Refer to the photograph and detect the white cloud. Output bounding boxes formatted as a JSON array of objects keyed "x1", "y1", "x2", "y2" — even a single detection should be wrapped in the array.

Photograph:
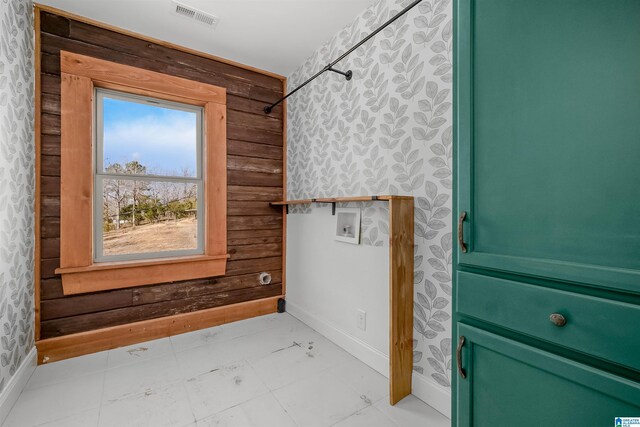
[{"x1": 103, "y1": 112, "x2": 198, "y2": 174}]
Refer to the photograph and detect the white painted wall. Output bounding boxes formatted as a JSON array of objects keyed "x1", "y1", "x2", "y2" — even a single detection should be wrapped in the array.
[{"x1": 286, "y1": 205, "x2": 389, "y2": 369}]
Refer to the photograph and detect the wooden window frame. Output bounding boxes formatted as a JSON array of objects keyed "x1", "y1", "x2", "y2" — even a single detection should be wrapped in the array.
[{"x1": 56, "y1": 51, "x2": 228, "y2": 295}]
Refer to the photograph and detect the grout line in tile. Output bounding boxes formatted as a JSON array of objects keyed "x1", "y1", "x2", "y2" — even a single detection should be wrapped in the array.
[
  {"x1": 170, "y1": 316, "x2": 285, "y2": 353},
  {"x1": 28, "y1": 400, "x2": 102, "y2": 427},
  {"x1": 22, "y1": 356, "x2": 109, "y2": 393},
  {"x1": 192, "y1": 390, "x2": 273, "y2": 424},
  {"x1": 330, "y1": 405, "x2": 400, "y2": 427},
  {"x1": 104, "y1": 342, "x2": 174, "y2": 372},
  {"x1": 170, "y1": 338, "x2": 198, "y2": 426},
  {"x1": 335, "y1": 372, "x2": 377, "y2": 406},
  {"x1": 382, "y1": 411, "x2": 401, "y2": 427},
  {"x1": 95, "y1": 369, "x2": 107, "y2": 427},
  {"x1": 250, "y1": 351, "x2": 340, "y2": 393},
  {"x1": 268, "y1": 390, "x2": 301, "y2": 427},
  {"x1": 373, "y1": 393, "x2": 390, "y2": 404}
]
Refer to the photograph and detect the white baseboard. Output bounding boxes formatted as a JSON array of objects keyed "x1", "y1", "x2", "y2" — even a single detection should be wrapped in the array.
[
  {"x1": 412, "y1": 371, "x2": 451, "y2": 418},
  {"x1": 286, "y1": 301, "x2": 389, "y2": 378},
  {"x1": 286, "y1": 301, "x2": 451, "y2": 419},
  {"x1": 0, "y1": 347, "x2": 37, "y2": 425}
]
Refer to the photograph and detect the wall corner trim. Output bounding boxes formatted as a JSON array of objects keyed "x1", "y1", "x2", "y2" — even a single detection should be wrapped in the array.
[{"x1": 0, "y1": 347, "x2": 37, "y2": 425}]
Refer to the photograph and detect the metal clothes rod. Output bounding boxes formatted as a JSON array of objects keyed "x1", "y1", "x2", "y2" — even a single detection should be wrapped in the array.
[{"x1": 264, "y1": 0, "x2": 423, "y2": 114}]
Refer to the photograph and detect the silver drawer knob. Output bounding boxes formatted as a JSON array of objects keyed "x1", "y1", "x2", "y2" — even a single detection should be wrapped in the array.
[{"x1": 549, "y1": 313, "x2": 567, "y2": 327}]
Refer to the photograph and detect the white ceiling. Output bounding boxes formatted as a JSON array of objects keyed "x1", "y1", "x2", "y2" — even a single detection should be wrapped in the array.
[{"x1": 37, "y1": 0, "x2": 378, "y2": 76}]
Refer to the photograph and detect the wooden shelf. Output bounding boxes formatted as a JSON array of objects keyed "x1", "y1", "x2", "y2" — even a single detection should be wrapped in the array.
[
  {"x1": 270, "y1": 195, "x2": 412, "y2": 205},
  {"x1": 278, "y1": 194, "x2": 415, "y2": 405}
]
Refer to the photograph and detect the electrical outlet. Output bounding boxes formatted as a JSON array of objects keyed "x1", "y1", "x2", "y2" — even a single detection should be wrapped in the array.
[{"x1": 357, "y1": 309, "x2": 366, "y2": 331}]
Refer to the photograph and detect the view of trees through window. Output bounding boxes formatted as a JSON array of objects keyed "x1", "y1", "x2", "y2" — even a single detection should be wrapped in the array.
[
  {"x1": 96, "y1": 91, "x2": 202, "y2": 259},
  {"x1": 101, "y1": 163, "x2": 199, "y2": 257}
]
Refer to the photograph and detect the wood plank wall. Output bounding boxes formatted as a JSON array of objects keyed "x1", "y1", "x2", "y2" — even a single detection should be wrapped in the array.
[{"x1": 37, "y1": 9, "x2": 285, "y2": 339}]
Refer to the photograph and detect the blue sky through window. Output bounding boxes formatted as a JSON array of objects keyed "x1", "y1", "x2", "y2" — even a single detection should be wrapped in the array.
[{"x1": 102, "y1": 96, "x2": 198, "y2": 177}]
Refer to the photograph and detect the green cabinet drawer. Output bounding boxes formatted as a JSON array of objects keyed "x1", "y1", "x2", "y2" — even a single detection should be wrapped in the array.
[
  {"x1": 457, "y1": 271, "x2": 640, "y2": 371},
  {"x1": 457, "y1": 324, "x2": 640, "y2": 426}
]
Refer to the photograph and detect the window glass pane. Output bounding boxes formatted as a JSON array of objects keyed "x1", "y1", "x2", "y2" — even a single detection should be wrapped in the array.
[
  {"x1": 101, "y1": 94, "x2": 199, "y2": 178},
  {"x1": 101, "y1": 179, "x2": 200, "y2": 258}
]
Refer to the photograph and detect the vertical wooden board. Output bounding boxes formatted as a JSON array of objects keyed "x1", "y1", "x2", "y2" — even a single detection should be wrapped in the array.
[
  {"x1": 205, "y1": 101, "x2": 228, "y2": 256},
  {"x1": 59, "y1": 73, "x2": 93, "y2": 268},
  {"x1": 389, "y1": 197, "x2": 414, "y2": 405},
  {"x1": 34, "y1": 9, "x2": 42, "y2": 340},
  {"x1": 281, "y1": 79, "x2": 287, "y2": 296}
]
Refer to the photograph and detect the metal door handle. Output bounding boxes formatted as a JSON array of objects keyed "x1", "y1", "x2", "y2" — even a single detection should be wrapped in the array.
[
  {"x1": 549, "y1": 313, "x2": 567, "y2": 327},
  {"x1": 457, "y1": 335, "x2": 467, "y2": 379},
  {"x1": 458, "y1": 211, "x2": 468, "y2": 253}
]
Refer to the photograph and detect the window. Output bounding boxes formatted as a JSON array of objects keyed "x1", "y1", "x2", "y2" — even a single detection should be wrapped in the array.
[
  {"x1": 56, "y1": 51, "x2": 228, "y2": 295},
  {"x1": 95, "y1": 90, "x2": 204, "y2": 262}
]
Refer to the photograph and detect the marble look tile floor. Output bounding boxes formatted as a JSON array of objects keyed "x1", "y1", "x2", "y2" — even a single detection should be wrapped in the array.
[{"x1": 3, "y1": 313, "x2": 450, "y2": 427}]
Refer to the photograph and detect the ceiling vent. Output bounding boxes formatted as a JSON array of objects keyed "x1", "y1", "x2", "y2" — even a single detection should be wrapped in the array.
[{"x1": 171, "y1": 1, "x2": 218, "y2": 28}]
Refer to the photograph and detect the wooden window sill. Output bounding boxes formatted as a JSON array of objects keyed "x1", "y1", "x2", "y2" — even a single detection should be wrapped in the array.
[{"x1": 55, "y1": 254, "x2": 229, "y2": 295}]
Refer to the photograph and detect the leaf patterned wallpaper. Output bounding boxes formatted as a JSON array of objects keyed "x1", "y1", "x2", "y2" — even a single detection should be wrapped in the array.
[
  {"x1": 0, "y1": 0, "x2": 35, "y2": 392},
  {"x1": 287, "y1": 0, "x2": 453, "y2": 388}
]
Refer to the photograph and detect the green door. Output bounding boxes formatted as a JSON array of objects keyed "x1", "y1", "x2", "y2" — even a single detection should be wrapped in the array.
[
  {"x1": 454, "y1": 0, "x2": 640, "y2": 292},
  {"x1": 456, "y1": 324, "x2": 640, "y2": 426}
]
